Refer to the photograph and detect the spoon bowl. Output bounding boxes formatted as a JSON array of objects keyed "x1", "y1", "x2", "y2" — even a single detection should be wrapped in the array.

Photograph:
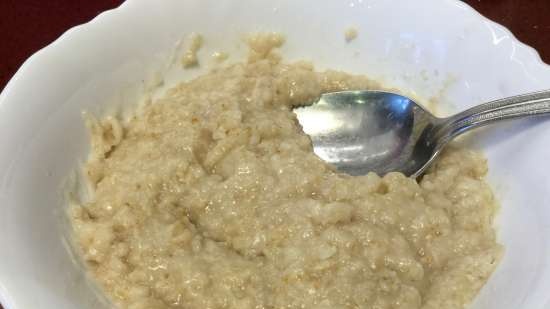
[{"x1": 294, "y1": 90, "x2": 550, "y2": 177}]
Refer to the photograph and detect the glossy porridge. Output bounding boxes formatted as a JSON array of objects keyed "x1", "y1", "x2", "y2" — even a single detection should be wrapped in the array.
[{"x1": 70, "y1": 34, "x2": 502, "y2": 309}]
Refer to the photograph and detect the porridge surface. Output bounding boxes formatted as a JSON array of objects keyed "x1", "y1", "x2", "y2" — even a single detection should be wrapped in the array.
[{"x1": 71, "y1": 34, "x2": 502, "y2": 309}]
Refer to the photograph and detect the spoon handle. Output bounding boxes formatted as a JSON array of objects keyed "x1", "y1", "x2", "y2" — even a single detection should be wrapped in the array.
[{"x1": 437, "y1": 90, "x2": 550, "y2": 141}]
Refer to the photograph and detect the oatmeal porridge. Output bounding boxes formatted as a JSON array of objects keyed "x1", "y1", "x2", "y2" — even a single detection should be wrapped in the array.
[
  {"x1": 344, "y1": 27, "x2": 358, "y2": 42},
  {"x1": 70, "y1": 34, "x2": 502, "y2": 309}
]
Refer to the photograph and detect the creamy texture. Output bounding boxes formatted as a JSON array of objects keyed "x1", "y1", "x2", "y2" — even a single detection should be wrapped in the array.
[
  {"x1": 211, "y1": 51, "x2": 229, "y2": 63},
  {"x1": 345, "y1": 28, "x2": 358, "y2": 42},
  {"x1": 71, "y1": 34, "x2": 502, "y2": 309},
  {"x1": 182, "y1": 33, "x2": 203, "y2": 68}
]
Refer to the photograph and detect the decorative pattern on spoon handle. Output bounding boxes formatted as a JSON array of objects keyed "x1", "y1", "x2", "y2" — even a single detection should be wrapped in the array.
[{"x1": 437, "y1": 90, "x2": 550, "y2": 141}]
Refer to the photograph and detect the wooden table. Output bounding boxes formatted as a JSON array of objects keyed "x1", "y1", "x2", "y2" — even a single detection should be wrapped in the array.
[{"x1": 0, "y1": 0, "x2": 549, "y2": 308}]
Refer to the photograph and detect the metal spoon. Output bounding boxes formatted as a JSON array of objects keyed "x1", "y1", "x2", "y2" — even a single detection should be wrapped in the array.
[{"x1": 294, "y1": 90, "x2": 550, "y2": 177}]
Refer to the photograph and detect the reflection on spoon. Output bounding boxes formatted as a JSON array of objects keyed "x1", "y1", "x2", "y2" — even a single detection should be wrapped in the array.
[{"x1": 294, "y1": 90, "x2": 550, "y2": 177}]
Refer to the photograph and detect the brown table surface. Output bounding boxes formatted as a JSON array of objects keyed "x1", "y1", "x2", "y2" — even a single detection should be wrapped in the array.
[{"x1": 0, "y1": 0, "x2": 549, "y2": 308}]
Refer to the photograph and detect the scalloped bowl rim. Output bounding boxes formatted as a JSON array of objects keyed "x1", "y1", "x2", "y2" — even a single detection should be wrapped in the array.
[{"x1": 1, "y1": 1, "x2": 550, "y2": 309}]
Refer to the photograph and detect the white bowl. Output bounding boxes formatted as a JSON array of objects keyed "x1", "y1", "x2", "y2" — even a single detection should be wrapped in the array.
[{"x1": 1, "y1": 0, "x2": 549, "y2": 308}]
